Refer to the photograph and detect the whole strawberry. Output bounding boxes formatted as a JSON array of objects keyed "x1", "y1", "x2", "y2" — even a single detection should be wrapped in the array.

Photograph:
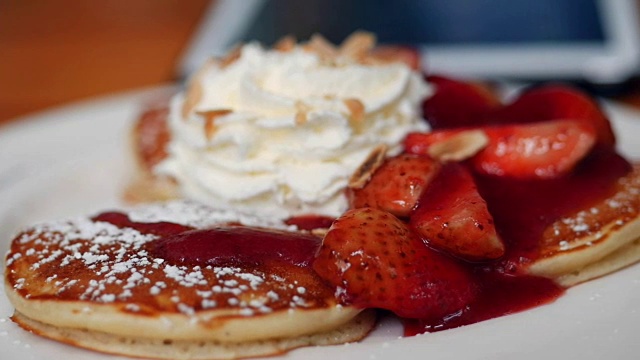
[{"x1": 313, "y1": 207, "x2": 476, "y2": 320}]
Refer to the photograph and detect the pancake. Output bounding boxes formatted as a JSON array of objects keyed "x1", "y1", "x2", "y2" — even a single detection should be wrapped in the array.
[
  {"x1": 125, "y1": 105, "x2": 180, "y2": 204},
  {"x1": 10, "y1": 310, "x2": 375, "y2": 360},
  {"x1": 4, "y1": 201, "x2": 374, "y2": 359},
  {"x1": 525, "y1": 163, "x2": 640, "y2": 286}
]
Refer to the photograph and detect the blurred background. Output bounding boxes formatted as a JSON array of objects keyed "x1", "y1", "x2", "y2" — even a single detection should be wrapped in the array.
[
  {"x1": 0, "y1": 0, "x2": 210, "y2": 125},
  {"x1": 3, "y1": 0, "x2": 640, "y2": 126}
]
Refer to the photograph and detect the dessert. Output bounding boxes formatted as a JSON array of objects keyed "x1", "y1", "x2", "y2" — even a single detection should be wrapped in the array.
[
  {"x1": 403, "y1": 78, "x2": 640, "y2": 288},
  {"x1": 128, "y1": 32, "x2": 430, "y2": 219},
  {"x1": 313, "y1": 78, "x2": 640, "y2": 332},
  {"x1": 5, "y1": 33, "x2": 640, "y2": 359},
  {"x1": 5, "y1": 201, "x2": 375, "y2": 359}
]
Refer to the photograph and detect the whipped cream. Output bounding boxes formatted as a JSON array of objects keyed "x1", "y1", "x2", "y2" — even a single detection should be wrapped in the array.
[{"x1": 156, "y1": 38, "x2": 431, "y2": 219}]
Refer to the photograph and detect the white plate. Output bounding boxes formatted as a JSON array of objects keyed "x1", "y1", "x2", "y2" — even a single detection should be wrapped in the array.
[{"x1": 1, "y1": 87, "x2": 640, "y2": 360}]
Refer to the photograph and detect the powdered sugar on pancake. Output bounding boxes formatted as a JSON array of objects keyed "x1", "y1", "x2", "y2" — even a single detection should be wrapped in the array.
[
  {"x1": 126, "y1": 200, "x2": 297, "y2": 230},
  {"x1": 5, "y1": 201, "x2": 334, "y2": 319}
]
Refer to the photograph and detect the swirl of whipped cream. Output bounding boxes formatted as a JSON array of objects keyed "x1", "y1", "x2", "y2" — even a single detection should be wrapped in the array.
[{"x1": 156, "y1": 36, "x2": 432, "y2": 219}]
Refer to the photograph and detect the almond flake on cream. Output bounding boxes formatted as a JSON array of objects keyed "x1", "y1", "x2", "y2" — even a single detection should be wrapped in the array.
[{"x1": 156, "y1": 37, "x2": 432, "y2": 219}]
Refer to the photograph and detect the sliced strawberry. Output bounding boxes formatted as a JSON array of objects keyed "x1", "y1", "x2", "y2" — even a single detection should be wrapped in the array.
[
  {"x1": 370, "y1": 45, "x2": 421, "y2": 70},
  {"x1": 474, "y1": 119, "x2": 596, "y2": 178},
  {"x1": 348, "y1": 154, "x2": 441, "y2": 217},
  {"x1": 313, "y1": 207, "x2": 476, "y2": 319},
  {"x1": 406, "y1": 118, "x2": 596, "y2": 179},
  {"x1": 423, "y1": 75, "x2": 501, "y2": 129},
  {"x1": 411, "y1": 163, "x2": 504, "y2": 261},
  {"x1": 495, "y1": 85, "x2": 615, "y2": 147}
]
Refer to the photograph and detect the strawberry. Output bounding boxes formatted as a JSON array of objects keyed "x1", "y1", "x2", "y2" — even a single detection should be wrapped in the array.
[
  {"x1": 473, "y1": 119, "x2": 596, "y2": 178},
  {"x1": 348, "y1": 154, "x2": 441, "y2": 217},
  {"x1": 370, "y1": 45, "x2": 421, "y2": 70},
  {"x1": 313, "y1": 207, "x2": 476, "y2": 320},
  {"x1": 423, "y1": 75, "x2": 501, "y2": 129},
  {"x1": 405, "y1": 119, "x2": 596, "y2": 179},
  {"x1": 411, "y1": 163, "x2": 505, "y2": 261},
  {"x1": 494, "y1": 85, "x2": 615, "y2": 147},
  {"x1": 423, "y1": 77, "x2": 614, "y2": 147}
]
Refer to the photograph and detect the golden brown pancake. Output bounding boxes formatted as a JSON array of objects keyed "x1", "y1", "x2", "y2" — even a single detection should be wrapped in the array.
[
  {"x1": 525, "y1": 163, "x2": 640, "y2": 286},
  {"x1": 4, "y1": 201, "x2": 374, "y2": 359},
  {"x1": 125, "y1": 105, "x2": 180, "y2": 203}
]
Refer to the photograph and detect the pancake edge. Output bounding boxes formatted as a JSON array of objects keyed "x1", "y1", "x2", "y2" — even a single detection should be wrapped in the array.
[
  {"x1": 11, "y1": 309, "x2": 377, "y2": 360},
  {"x1": 527, "y1": 216, "x2": 640, "y2": 286}
]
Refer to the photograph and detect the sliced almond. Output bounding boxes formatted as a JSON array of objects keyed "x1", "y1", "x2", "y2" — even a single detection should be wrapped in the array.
[
  {"x1": 294, "y1": 112, "x2": 307, "y2": 125},
  {"x1": 428, "y1": 130, "x2": 489, "y2": 162},
  {"x1": 295, "y1": 101, "x2": 312, "y2": 124},
  {"x1": 181, "y1": 81, "x2": 203, "y2": 119},
  {"x1": 348, "y1": 144, "x2": 388, "y2": 189},
  {"x1": 181, "y1": 55, "x2": 220, "y2": 120},
  {"x1": 191, "y1": 57, "x2": 217, "y2": 84},
  {"x1": 358, "y1": 55, "x2": 386, "y2": 67},
  {"x1": 197, "y1": 109, "x2": 233, "y2": 139},
  {"x1": 340, "y1": 31, "x2": 376, "y2": 60},
  {"x1": 273, "y1": 35, "x2": 296, "y2": 52},
  {"x1": 219, "y1": 44, "x2": 243, "y2": 68},
  {"x1": 343, "y1": 98, "x2": 365, "y2": 122},
  {"x1": 311, "y1": 228, "x2": 329, "y2": 237},
  {"x1": 305, "y1": 34, "x2": 338, "y2": 61}
]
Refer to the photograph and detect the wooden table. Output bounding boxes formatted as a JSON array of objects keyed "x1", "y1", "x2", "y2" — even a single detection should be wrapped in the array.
[
  {"x1": 2, "y1": 0, "x2": 640, "y2": 127},
  {"x1": 0, "y1": 1, "x2": 211, "y2": 126}
]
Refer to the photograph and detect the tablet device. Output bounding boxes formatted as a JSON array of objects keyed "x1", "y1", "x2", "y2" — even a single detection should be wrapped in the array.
[{"x1": 179, "y1": 0, "x2": 640, "y2": 85}]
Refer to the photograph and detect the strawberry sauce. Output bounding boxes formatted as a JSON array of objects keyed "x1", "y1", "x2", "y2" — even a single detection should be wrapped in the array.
[
  {"x1": 475, "y1": 149, "x2": 631, "y2": 271},
  {"x1": 92, "y1": 213, "x2": 322, "y2": 268},
  {"x1": 150, "y1": 227, "x2": 321, "y2": 267},
  {"x1": 403, "y1": 273, "x2": 562, "y2": 334},
  {"x1": 93, "y1": 150, "x2": 630, "y2": 337},
  {"x1": 405, "y1": 149, "x2": 630, "y2": 335},
  {"x1": 92, "y1": 212, "x2": 193, "y2": 236}
]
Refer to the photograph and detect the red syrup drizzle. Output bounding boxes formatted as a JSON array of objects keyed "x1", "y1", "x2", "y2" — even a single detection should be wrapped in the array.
[
  {"x1": 92, "y1": 212, "x2": 322, "y2": 268},
  {"x1": 150, "y1": 227, "x2": 321, "y2": 268},
  {"x1": 92, "y1": 212, "x2": 193, "y2": 236},
  {"x1": 404, "y1": 149, "x2": 631, "y2": 335}
]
